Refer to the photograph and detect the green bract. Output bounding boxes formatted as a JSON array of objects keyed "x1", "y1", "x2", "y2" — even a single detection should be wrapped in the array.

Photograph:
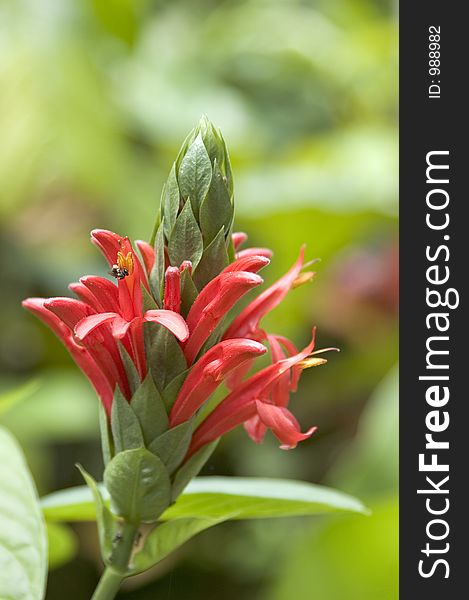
[{"x1": 150, "y1": 115, "x2": 235, "y2": 297}]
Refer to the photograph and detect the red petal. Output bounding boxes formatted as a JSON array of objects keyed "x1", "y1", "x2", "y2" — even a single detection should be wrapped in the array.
[
  {"x1": 170, "y1": 338, "x2": 266, "y2": 426},
  {"x1": 224, "y1": 247, "x2": 305, "y2": 340},
  {"x1": 80, "y1": 276, "x2": 120, "y2": 313},
  {"x1": 232, "y1": 232, "x2": 248, "y2": 250},
  {"x1": 135, "y1": 240, "x2": 155, "y2": 274},
  {"x1": 188, "y1": 330, "x2": 316, "y2": 455},
  {"x1": 184, "y1": 271, "x2": 263, "y2": 364},
  {"x1": 22, "y1": 298, "x2": 114, "y2": 413},
  {"x1": 75, "y1": 312, "x2": 118, "y2": 340},
  {"x1": 267, "y1": 335, "x2": 290, "y2": 407},
  {"x1": 45, "y1": 297, "x2": 94, "y2": 330},
  {"x1": 111, "y1": 316, "x2": 136, "y2": 339},
  {"x1": 163, "y1": 266, "x2": 181, "y2": 313},
  {"x1": 90, "y1": 229, "x2": 122, "y2": 266},
  {"x1": 144, "y1": 310, "x2": 189, "y2": 342},
  {"x1": 256, "y1": 401, "x2": 317, "y2": 449},
  {"x1": 236, "y1": 247, "x2": 273, "y2": 260},
  {"x1": 223, "y1": 254, "x2": 270, "y2": 274},
  {"x1": 244, "y1": 415, "x2": 267, "y2": 444}
]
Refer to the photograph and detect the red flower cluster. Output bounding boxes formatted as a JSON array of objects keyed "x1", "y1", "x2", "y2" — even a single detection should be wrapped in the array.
[{"x1": 23, "y1": 229, "x2": 333, "y2": 455}]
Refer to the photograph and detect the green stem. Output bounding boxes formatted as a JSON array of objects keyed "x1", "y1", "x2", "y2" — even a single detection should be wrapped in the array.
[{"x1": 91, "y1": 521, "x2": 139, "y2": 600}]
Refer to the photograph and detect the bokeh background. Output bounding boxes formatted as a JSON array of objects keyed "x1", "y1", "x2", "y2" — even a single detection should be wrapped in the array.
[{"x1": 0, "y1": 0, "x2": 398, "y2": 598}]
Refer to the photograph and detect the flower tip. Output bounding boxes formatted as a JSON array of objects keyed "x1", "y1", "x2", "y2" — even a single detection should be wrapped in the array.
[
  {"x1": 22, "y1": 297, "x2": 45, "y2": 311},
  {"x1": 279, "y1": 426, "x2": 318, "y2": 450}
]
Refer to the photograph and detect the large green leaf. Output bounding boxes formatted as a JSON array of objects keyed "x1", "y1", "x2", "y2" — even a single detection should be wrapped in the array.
[
  {"x1": 46, "y1": 523, "x2": 78, "y2": 571},
  {"x1": 0, "y1": 427, "x2": 47, "y2": 600},
  {"x1": 131, "y1": 517, "x2": 227, "y2": 575},
  {"x1": 41, "y1": 477, "x2": 366, "y2": 523},
  {"x1": 164, "y1": 478, "x2": 368, "y2": 519}
]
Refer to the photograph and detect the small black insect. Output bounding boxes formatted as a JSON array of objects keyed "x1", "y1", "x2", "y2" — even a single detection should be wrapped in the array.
[{"x1": 109, "y1": 264, "x2": 129, "y2": 280}]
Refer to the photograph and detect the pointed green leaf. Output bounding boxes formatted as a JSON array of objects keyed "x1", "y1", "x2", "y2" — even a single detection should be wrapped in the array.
[
  {"x1": 179, "y1": 268, "x2": 199, "y2": 318},
  {"x1": 149, "y1": 220, "x2": 165, "y2": 304},
  {"x1": 111, "y1": 389, "x2": 144, "y2": 453},
  {"x1": 168, "y1": 200, "x2": 203, "y2": 269},
  {"x1": 171, "y1": 440, "x2": 218, "y2": 500},
  {"x1": 199, "y1": 116, "x2": 225, "y2": 166},
  {"x1": 145, "y1": 324, "x2": 187, "y2": 391},
  {"x1": 167, "y1": 477, "x2": 369, "y2": 519},
  {"x1": 199, "y1": 161, "x2": 233, "y2": 245},
  {"x1": 141, "y1": 283, "x2": 160, "y2": 312},
  {"x1": 118, "y1": 342, "x2": 141, "y2": 395},
  {"x1": 193, "y1": 227, "x2": 229, "y2": 291},
  {"x1": 178, "y1": 133, "x2": 212, "y2": 218},
  {"x1": 221, "y1": 134, "x2": 234, "y2": 197},
  {"x1": 0, "y1": 427, "x2": 47, "y2": 599},
  {"x1": 131, "y1": 374, "x2": 169, "y2": 445},
  {"x1": 161, "y1": 368, "x2": 191, "y2": 412},
  {"x1": 104, "y1": 448, "x2": 171, "y2": 523},
  {"x1": 98, "y1": 403, "x2": 113, "y2": 465},
  {"x1": 162, "y1": 164, "x2": 180, "y2": 240},
  {"x1": 76, "y1": 464, "x2": 116, "y2": 565},
  {"x1": 148, "y1": 420, "x2": 193, "y2": 475},
  {"x1": 131, "y1": 516, "x2": 227, "y2": 575},
  {"x1": 41, "y1": 477, "x2": 367, "y2": 524}
]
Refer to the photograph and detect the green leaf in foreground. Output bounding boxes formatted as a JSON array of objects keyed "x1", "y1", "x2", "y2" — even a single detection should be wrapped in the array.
[
  {"x1": 132, "y1": 517, "x2": 228, "y2": 575},
  {"x1": 46, "y1": 522, "x2": 78, "y2": 571},
  {"x1": 0, "y1": 426, "x2": 47, "y2": 600},
  {"x1": 41, "y1": 477, "x2": 367, "y2": 523}
]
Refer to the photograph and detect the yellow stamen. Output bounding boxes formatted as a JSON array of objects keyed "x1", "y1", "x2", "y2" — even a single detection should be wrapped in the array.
[
  {"x1": 298, "y1": 357, "x2": 328, "y2": 369},
  {"x1": 117, "y1": 251, "x2": 134, "y2": 275},
  {"x1": 292, "y1": 271, "x2": 315, "y2": 289}
]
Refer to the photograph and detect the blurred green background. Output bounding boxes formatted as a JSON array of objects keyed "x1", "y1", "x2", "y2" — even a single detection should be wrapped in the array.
[{"x1": 0, "y1": 0, "x2": 398, "y2": 598}]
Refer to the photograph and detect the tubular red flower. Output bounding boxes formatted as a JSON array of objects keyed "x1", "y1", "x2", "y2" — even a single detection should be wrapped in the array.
[
  {"x1": 236, "y1": 247, "x2": 273, "y2": 260},
  {"x1": 224, "y1": 247, "x2": 305, "y2": 340},
  {"x1": 163, "y1": 267, "x2": 181, "y2": 313},
  {"x1": 170, "y1": 339, "x2": 267, "y2": 426},
  {"x1": 232, "y1": 231, "x2": 248, "y2": 250},
  {"x1": 222, "y1": 254, "x2": 270, "y2": 274},
  {"x1": 179, "y1": 260, "x2": 193, "y2": 274},
  {"x1": 135, "y1": 240, "x2": 155, "y2": 275},
  {"x1": 255, "y1": 401, "x2": 317, "y2": 449},
  {"x1": 187, "y1": 330, "x2": 316, "y2": 456},
  {"x1": 184, "y1": 271, "x2": 263, "y2": 364},
  {"x1": 22, "y1": 298, "x2": 114, "y2": 414},
  {"x1": 75, "y1": 309, "x2": 189, "y2": 342}
]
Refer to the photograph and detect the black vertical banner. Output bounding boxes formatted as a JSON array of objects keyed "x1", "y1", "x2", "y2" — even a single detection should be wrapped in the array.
[{"x1": 400, "y1": 3, "x2": 467, "y2": 598}]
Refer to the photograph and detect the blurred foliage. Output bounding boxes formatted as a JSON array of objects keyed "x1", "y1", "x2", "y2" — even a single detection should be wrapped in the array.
[{"x1": 0, "y1": 0, "x2": 397, "y2": 598}]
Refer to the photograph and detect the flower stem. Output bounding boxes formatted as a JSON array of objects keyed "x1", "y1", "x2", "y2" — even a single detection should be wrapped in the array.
[{"x1": 91, "y1": 521, "x2": 139, "y2": 600}]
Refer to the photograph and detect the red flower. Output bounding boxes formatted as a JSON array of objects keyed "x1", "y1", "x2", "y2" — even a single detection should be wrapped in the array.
[
  {"x1": 187, "y1": 329, "x2": 325, "y2": 456},
  {"x1": 170, "y1": 338, "x2": 267, "y2": 427},
  {"x1": 23, "y1": 229, "x2": 188, "y2": 415},
  {"x1": 23, "y1": 228, "x2": 332, "y2": 454}
]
